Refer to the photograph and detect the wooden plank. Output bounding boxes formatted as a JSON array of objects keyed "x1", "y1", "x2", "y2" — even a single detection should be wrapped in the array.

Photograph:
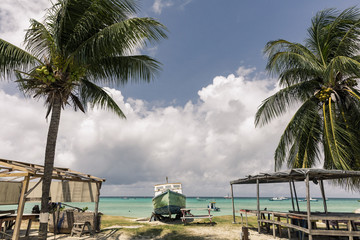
[
  {"x1": 0, "y1": 172, "x2": 30, "y2": 178},
  {"x1": 12, "y1": 175, "x2": 30, "y2": 240},
  {"x1": 258, "y1": 219, "x2": 309, "y2": 233},
  {"x1": 311, "y1": 229, "x2": 360, "y2": 237}
]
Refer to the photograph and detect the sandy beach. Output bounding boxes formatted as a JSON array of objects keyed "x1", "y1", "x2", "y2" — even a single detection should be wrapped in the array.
[{"x1": 46, "y1": 218, "x2": 288, "y2": 240}]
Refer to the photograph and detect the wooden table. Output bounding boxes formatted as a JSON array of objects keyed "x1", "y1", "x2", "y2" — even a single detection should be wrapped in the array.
[
  {"x1": 0, "y1": 214, "x2": 39, "y2": 239},
  {"x1": 239, "y1": 209, "x2": 360, "y2": 240},
  {"x1": 180, "y1": 208, "x2": 213, "y2": 224}
]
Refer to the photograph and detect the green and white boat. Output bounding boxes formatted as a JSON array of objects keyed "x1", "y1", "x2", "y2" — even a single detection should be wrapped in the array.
[{"x1": 152, "y1": 182, "x2": 186, "y2": 216}]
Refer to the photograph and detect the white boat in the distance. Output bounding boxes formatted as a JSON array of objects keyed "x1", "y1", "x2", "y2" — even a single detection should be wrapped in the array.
[
  {"x1": 269, "y1": 196, "x2": 288, "y2": 201},
  {"x1": 224, "y1": 194, "x2": 232, "y2": 199},
  {"x1": 299, "y1": 198, "x2": 318, "y2": 202}
]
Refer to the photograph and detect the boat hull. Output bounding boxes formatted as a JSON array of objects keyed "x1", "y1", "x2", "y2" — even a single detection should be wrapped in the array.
[{"x1": 152, "y1": 189, "x2": 186, "y2": 215}]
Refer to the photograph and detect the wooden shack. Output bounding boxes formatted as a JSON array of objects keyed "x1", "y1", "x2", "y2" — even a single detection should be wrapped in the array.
[
  {"x1": 0, "y1": 158, "x2": 105, "y2": 239},
  {"x1": 230, "y1": 168, "x2": 360, "y2": 240}
]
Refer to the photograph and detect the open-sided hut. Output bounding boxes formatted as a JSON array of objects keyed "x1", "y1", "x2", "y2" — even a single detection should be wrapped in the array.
[
  {"x1": 0, "y1": 158, "x2": 105, "y2": 239},
  {"x1": 230, "y1": 168, "x2": 360, "y2": 240}
]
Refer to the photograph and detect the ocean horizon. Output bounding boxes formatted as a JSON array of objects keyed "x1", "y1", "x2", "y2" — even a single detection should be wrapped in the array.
[{"x1": 1, "y1": 197, "x2": 360, "y2": 219}]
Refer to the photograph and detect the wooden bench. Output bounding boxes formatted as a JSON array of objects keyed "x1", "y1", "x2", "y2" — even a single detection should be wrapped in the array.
[{"x1": 180, "y1": 208, "x2": 213, "y2": 225}]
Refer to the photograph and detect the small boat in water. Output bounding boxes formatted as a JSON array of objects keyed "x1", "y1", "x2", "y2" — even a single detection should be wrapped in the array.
[
  {"x1": 269, "y1": 196, "x2": 288, "y2": 201},
  {"x1": 224, "y1": 194, "x2": 232, "y2": 199},
  {"x1": 196, "y1": 197, "x2": 206, "y2": 201},
  {"x1": 299, "y1": 198, "x2": 318, "y2": 202},
  {"x1": 208, "y1": 201, "x2": 220, "y2": 211},
  {"x1": 152, "y1": 180, "x2": 186, "y2": 216}
]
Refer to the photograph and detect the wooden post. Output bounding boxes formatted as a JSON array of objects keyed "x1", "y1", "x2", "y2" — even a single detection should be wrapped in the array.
[
  {"x1": 319, "y1": 179, "x2": 330, "y2": 230},
  {"x1": 12, "y1": 174, "x2": 30, "y2": 240},
  {"x1": 272, "y1": 213, "x2": 275, "y2": 238},
  {"x1": 94, "y1": 182, "x2": 101, "y2": 232},
  {"x1": 289, "y1": 180, "x2": 295, "y2": 212},
  {"x1": 348, "y1": 220, "x2": 353, "y2": 240},
  {"x1": 230, "y1": 184, "x2": 236, "y2": 223},
  {"x1": 256, "y1": 179, "x2": 260, "y2": 233},
  {"x1": 305, "y1": 174, "x2": 312, "y2": 240},
  {"x1": 287, "y1": 215, "x2": 291, "y2": 239},
  {"x1": 292, "y1": 180, "x2": 300, "y2": 212},
  {"x1": 319, "y1": 180, "x2": 327, "y2": 213}
]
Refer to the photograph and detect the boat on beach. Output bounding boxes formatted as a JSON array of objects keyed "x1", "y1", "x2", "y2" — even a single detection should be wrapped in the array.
[{"x1": 152, "y1": 180, "x2": 186, "y2": 216}]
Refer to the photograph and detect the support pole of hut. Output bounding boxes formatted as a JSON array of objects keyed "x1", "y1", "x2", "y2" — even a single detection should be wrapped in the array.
[
  {"x1": 13, "y1": 174, "x2": 30, "y2": 240},
  {"x1": 289, "y1": 180, "x2": 295, "y2": 212},
  {"x1": 319, "y1": 180, "x2": 327, "y2": 213},
  {"x1": 256, "y1": 179, "x2": 260, "y2": 233},
  {"x1": 319, "y1": 179, "x2": 330, "y2": 229},
  {"x1": 94, "y1": 182, "x2": 101, "y2": 232},
  {"x1": 231, "y1": 184, "x2": 236, "y2": 223},
  {"x1": 292, "y1": 180, "x2": 300, "y2": 212},
  {"x1": 305, "y1": 173, "x2": 312, "y2": 240}
]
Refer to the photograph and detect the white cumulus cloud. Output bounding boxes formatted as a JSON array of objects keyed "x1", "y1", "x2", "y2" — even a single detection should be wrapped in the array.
[{"x1": 0, "y1": 67, "x2": 355, "y2": 197}]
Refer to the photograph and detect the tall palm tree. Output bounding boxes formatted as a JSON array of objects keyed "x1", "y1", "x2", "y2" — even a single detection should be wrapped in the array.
[
  {"x1": 255, "y1": 7, "x2": 360, "y2": 173},
  {"x1": 0, "y1": 0, "x2": 167, "y2": 238}
]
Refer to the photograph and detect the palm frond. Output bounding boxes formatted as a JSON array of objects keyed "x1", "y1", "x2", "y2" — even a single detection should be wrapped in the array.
[
  {"x1": 80, "y1": 79, "x2": 125, "y2": 118},
  {"x1": 0, "y1": 38, "x2": 39, "y2": 79},
  {"x1": 49, "y1": 0, "x2": 138, "y2": 52},
  {"x1": 274, "y1": 98, "x2": 322, "y2": 170},
  {"x1": 24, "y1": 19, "x2": 53, "y2": 59},
  {"x1": 88, "y1": 55, "x2": 161, "y2": 86},
  {"x1": 68, "y1": 17, "x2": 167, "y2": 65},
  {"x1": 255, "y1": 80, "x2": 319, "y2": 127}
]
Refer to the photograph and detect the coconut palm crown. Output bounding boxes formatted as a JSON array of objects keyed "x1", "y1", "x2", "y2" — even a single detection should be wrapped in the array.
[
  {"x1": 0, "y1": 0, "x2": 167, "y2": 238},
  {"x1": 255, "y1": 7, "x2": 360, "y2": 172}
]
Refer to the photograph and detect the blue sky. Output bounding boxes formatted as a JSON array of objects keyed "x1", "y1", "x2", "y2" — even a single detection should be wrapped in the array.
[
  {"x1": 1, "y1": 0, "x2": 360, "y2": 198},
  {"x1": 120, "y1": 0, "x2": 360, "y2": 106}
]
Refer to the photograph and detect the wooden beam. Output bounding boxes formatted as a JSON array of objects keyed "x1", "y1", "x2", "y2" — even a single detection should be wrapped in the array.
[
  {"x1": 0, "y1": 172, "x2": 31, "y2": 178},
  {"x1": 12, "y1": 175, "x2": 30, "y2": 240}
]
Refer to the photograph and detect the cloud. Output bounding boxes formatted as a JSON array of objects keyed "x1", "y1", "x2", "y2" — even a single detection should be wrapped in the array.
[
  {"x1": 152, "y1": 0, "x2": 192, "y2": 15},
  {"x1": 0, "y1": 66, "x2": 355, "y2": 197},
  {"x1": 0, "y1": 66, "x2": 285, "y2": 196},
  {"x1": 152, "y1": 0, "x2": 174, "y2": 14},
  {"x1": 0, "y1": 0, "x2": 51, "y2": 47}
]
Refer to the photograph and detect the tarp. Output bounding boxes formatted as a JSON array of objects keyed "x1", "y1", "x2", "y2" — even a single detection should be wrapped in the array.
[
  {"x1": 0, "y1": 181, "x2": 22, "y2": 205},
  {"x1": 27, "y1": 181, "x2": 97, "y2": 202}
]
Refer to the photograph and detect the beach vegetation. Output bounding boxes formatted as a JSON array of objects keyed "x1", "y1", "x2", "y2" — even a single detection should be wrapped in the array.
[
  {"x1": 255, "y1": 7, "x2": 360, "y2": 178},
  {"x1": 0, "y1": 0, "x2": 167, "y2": 238}
]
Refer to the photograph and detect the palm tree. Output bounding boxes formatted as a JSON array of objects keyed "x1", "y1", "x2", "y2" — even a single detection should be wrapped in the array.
[
  {"x1": 0, "y1": 0, "x2": 167, "y2": 238},
  {"x1": 255, "y1": 7, "x2": 360, "y2": 173}
]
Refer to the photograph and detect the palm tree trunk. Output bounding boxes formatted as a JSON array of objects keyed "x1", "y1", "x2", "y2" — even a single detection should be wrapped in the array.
[{"x1": 39, "y1": 94, "x2": 62, "y2": 239}]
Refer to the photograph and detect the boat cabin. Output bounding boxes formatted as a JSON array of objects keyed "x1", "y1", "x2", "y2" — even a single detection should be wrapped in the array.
[{"x1": 154, "y1": 183, "x2": 182, "y2": 197}]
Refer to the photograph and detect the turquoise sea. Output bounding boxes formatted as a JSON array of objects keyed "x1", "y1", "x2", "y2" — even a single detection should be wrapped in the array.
[{"x1": 2, "y1": 197, "x2": 360, "y2": 218}]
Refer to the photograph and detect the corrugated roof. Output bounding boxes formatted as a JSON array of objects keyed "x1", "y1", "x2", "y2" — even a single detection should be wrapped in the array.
[{"x1": 230, "y1": 168, "x2": 360, "y2": 184}]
